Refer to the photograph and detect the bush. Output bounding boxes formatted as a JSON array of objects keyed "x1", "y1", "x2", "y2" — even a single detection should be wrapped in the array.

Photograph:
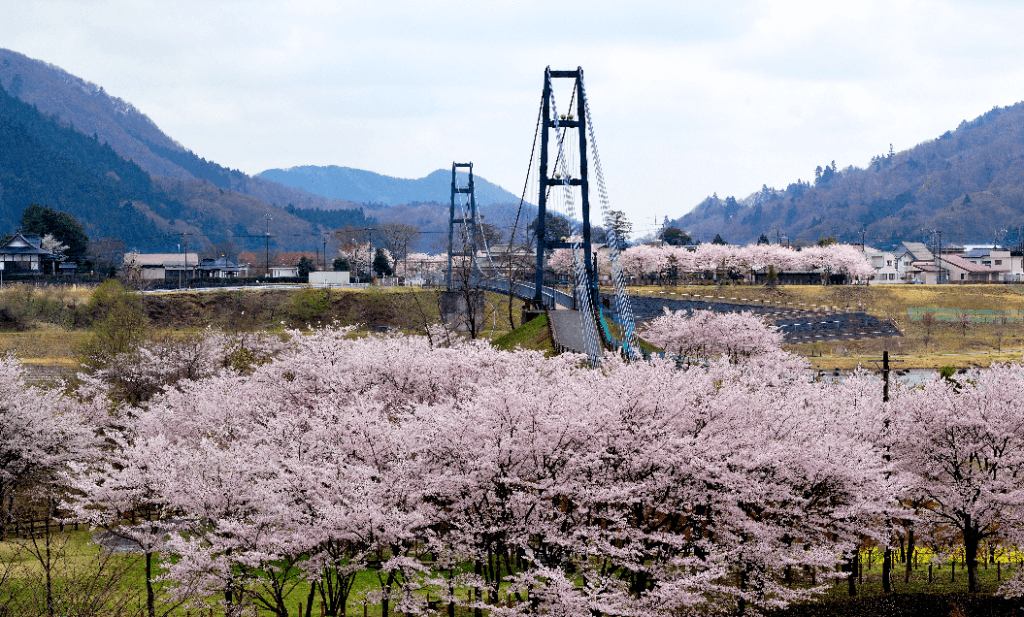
[
  {"x1": 0, "y1": 284, "x2": 72, "y2": 331},
  {"x1": 74, "y1": 280, "x2": 147, "y2": 369}
]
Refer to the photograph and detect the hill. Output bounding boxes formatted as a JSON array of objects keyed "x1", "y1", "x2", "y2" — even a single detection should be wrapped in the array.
[
  {"x1": 0, "y1": 48, "x2": 369, "y2": 252},
  {"x1": 670, "y1": 103, "x2": 1024, "y2": 248},
  {"x1": 258, "y1": 165, "x2": 524, "y2": 206},
  {"x1": 259, "y1": 166, "x2": 538, "y2": 252},
  {"x1": 0, "y1": 78, "x2": 367, "y2": 253},
  {"x1": 0, "y1": 49, "x2": 366, "y2": 206}
]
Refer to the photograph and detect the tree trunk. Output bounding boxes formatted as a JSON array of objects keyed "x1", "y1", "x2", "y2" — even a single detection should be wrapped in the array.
[
  {"x1": 846, "y1": 551, "x2": 858, "y2": 596},
  {"x1": 146, "y1": 551, "x2": 156, "y2": 617},
  {"x1": 305, "y1": 583, "x2": 315, "y2": 617},
  {"x1": 964, "y1": 521, "x2": 980, "y2": 593},
  {"x1": 882, "y1": 548, "x2": 892, "y2": 593},
  {"x1": 473, "y1": 560, "x2": 483, "y2": 617},
  {"x1": 904, "y1": 527, "x2": 915, "y2": 584}
]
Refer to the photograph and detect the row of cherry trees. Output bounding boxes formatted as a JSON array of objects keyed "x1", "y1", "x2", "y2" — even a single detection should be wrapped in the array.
[
  {"x1": 393, "y1": 242, "x2": 876, "y2": 286},
  {"x1": 549, "y1": 242, "x2": 876, "y2": 283},
  {"x1": 4, "y1": 315, "x2": 1024, "y2": 616}
]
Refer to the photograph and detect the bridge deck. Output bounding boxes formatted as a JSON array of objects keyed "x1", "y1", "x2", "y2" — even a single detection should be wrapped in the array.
[{"x1": 546, "y1": 309, "x2": 592, "y2": 355}]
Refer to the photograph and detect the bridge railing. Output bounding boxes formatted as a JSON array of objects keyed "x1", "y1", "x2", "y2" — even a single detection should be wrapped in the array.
[{"x1": 473, "y1": 278, "x2": 574, "y2": 309}]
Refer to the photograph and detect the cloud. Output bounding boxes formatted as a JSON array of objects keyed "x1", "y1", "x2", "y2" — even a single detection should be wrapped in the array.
[{"x1": 4, "y1": 0, "x2": 1024, "y2": 236}]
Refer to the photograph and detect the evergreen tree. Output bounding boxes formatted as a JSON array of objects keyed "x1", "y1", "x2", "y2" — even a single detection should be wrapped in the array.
[
  {"x1": 21, "y1": 204, "x2": 89, "y2": 261},
  {"x1": 297, "y1": 256, "x2": 316, "y2": 277},
  {"x1": 372, "y1": 248, "x2": 393, "y2": 276}
]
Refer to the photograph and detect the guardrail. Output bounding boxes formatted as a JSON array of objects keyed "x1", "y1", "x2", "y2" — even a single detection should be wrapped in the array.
[{"x1": 475, "y1": 278, "x2": 575, "y2": 309}]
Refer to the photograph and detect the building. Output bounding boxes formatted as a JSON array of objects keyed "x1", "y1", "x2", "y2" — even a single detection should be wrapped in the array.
[
  {"x1": 863, "y1": 248, "x2": 901, "y2": 284},
  {"x1": 197, "y1": 257, "x2": 250, "y2": 279},
  {"x1": 269, "y1": 265, "x2": 299, "y2": 278},
  {"x1": 962, "y1": 247, "x2": 1024, "y2": 282},
  {"x1": 123, "y1": 252, "x2": 200, "y2": 281},
  {"x1": 937, "y1": 253, "x2": 999, "y2": 283},
  {"x1": 0, "y1": 231, "x2": 57, "y2": 274}
]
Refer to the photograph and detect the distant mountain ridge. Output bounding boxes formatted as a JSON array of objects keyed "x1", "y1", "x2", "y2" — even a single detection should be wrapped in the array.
[
  {"x1": 0, "y1": 47, "x2": 369, "y2": 253},
  {"x1": 259, "y1": 165, "x2": 525, "y2": 207},
  {"x1": 0, "y1": 47, "x2": 365, "y2": 213},
  {"x1": 670, "y1": 102, "x2": 1024, "y2": 248}
]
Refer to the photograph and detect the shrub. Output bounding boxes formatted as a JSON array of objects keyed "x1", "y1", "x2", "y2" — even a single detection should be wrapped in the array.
[{"x1": 74, "y1": 280, "x2": 147, "y2": 369}]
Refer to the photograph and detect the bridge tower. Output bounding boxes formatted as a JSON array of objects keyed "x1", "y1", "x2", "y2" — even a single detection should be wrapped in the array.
[
  {"x1": 533, "y1": 69, "x2": 597, "y2": 309},
  {"x1": 446, "y1": 162, "x2": 478, "y2": 290},
  {"x1": 531, "y1": 67, "x2": 641, "y2": 362}
]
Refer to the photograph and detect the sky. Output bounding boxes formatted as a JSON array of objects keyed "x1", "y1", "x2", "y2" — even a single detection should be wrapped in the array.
[{"x1": 3, "y1": 0, "x2": 1024, "y2": 238}]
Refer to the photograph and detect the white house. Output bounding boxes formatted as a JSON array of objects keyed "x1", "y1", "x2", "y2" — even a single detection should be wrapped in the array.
[
  {"x1": 0, "y1": 232, "x2": 57, "y2": 273},
  {"x1": 864, "y1": 248, "x2": 901, "y2": 284}
]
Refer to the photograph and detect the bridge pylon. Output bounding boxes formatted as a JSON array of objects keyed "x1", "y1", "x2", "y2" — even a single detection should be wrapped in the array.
[
  {"x1": 446, "y1": 162, "x2": 478, "y2": 291},
  {"x1": 534, "y1": 69, "x2": 597, "y2": 311}
]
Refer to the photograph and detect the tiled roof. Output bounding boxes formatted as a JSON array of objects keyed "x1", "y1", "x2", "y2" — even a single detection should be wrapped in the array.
[
  {"x1": 939, "y1": 253, "x2": 997, "y2": 273},
  {"x1": 0, "y1": 231, "x2": 53, "y2": 256},
  {"x1": 124, "y1": 253, "x2": 200, "y2": 267},
  {"x1": 897, "y1": 242, "x2": 934, "y2": 261}
]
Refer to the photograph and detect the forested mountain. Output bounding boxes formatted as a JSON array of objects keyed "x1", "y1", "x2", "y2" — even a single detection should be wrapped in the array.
[
  {"x1": 0, "y1": 80, "x2": 367, "y2": 252},
  {"x1": 259, "y1": 166, "x2": 537, "y2": 252},
  {"x1": 0, "y1": 82, "x2": 169, "y2": 246},
  {"x1": 259, "y1": 165, "x2": 524, "y2": 206},
  {"x1": 671, "y1": 103, "x2": 1024, "y2": 248},
  {"x1": 0, "y1": 48, "x2": 365, "y2": 209},
  {"x1": 0, "y1": 48, "x2": 368, "y2": 252}
]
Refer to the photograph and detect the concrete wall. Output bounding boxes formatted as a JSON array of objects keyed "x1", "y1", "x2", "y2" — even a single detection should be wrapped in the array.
[{"x1": 309, "y1": 271, "x2": 351, "y2": 285}]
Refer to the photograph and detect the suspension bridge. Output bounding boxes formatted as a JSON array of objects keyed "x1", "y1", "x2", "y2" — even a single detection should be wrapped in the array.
[
  {"x1": 442, "y1": 67, "x2": 642, "y2": 365},
  {"x1": 445, "y1": 67, "x2": 899, "y2": 361}
]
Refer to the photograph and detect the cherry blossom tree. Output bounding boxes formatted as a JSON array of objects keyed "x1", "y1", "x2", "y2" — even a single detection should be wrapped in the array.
[{"x1": 891, "y1": 365, "x2": 1024, "y2": 594}]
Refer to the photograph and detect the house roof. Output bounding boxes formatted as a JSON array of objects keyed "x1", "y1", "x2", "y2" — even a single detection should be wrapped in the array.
[
  {"x1": 963, "y1": 247, "x2": 1009, "y2": 259},
  {"x1": 124, "y1": 253, "x2": 200, "y2": 268},
  {"x1": 939, "y1": 253, "x2": 998, "y2": 273},
  {"x1": 896, "y1": 242, "x2": 934, "y2": 261},
  {"x1": 198, "y1": 257, "x2": 246, "y2": 271},
  {"x1": 0, "y1": 231, "x2": 54, "y2": 257}
]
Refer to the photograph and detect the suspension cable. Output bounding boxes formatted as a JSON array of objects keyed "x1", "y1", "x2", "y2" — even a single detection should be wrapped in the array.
[
  {"x1": 548, "y1": 69, "x2": 603, "y2": 366},
  {"x1": 579, "y1": 69, "x2": 640, "y2": 359}
]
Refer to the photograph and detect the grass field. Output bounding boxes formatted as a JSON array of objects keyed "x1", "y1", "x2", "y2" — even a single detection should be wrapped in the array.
[{"x1": 5, "y1": 530, "x2": 1023, "y2": 616}]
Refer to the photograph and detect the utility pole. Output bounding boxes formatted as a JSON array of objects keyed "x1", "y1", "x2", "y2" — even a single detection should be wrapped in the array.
[
  {"x1": 181, "y1": 233, "x2": 190, "y2": 289},
  {"x1": 860, "y1": 230, "x2": 866, "y2": 251},
  {"x1": 264, "y1": 214, "x2": 272, "y2": 277}
]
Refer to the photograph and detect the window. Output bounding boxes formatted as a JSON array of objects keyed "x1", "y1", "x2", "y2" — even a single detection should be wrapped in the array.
[
  {"x1": 961, "y1": 273, "x2": 965, "y2": 280},
  {"x1": 886, "y1": 260, "x2": 892, "y2": 266},
  {"x1": 996, "y1": 259, "x2": 1003, "y2": 265}
]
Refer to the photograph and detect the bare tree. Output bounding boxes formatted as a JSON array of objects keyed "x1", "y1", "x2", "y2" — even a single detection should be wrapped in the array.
[
  {"x1": 89, "y1": 237, "x2": 126, "y2": 278},
  {"x1": 376, "y1": 222, "x2": 419, "y2": 278}
]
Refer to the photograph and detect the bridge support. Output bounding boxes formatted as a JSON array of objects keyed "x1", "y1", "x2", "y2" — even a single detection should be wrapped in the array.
[
  {"x1": 534, "y1": 69, "x2": 598, "y2": 315},
  {"x1": 446, "y1": 162, "x2": 478, "y2": 291}
]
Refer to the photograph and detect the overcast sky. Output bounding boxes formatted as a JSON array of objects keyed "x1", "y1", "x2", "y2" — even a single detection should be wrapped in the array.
[{"x1": 3, "y1": 1, "x2": 1023, "y2": 237}]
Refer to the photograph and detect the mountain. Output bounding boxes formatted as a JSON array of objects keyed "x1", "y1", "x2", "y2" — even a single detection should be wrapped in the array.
[
  {"x1": 0, "y1": 48, "x2": 369, "y2": 253},
  {"x1": 0, "y1": 48, "x2": 365, "y2": 209},
  {"x1": 671, "y1": 103, "x2": 1024, "y2": 248},
  {"x1": 258, "y1": 165, "x2": 524, "y2": 207},
  {"x1": 0, "y1": 80, "x2": 369, "y2": 252},
  {"x1": 0, "y1": 81, "x2": 168, "y2": 246}
]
